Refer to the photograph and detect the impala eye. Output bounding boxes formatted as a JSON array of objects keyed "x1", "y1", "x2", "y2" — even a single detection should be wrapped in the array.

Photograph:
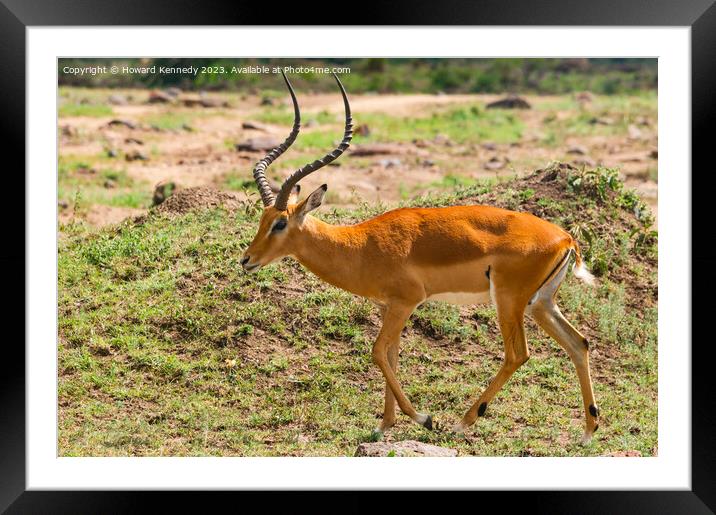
[{"x1": 271, "y1": 219, "x2": 288, "y2": 233}]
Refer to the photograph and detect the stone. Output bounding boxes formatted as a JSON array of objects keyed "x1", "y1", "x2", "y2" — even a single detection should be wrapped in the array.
[
  {"x1": 165, "y1": 87, "x2": 182, "y2": 97},
  {"x1": 153, "y1": 181, "x2": 178, "y2": 206},
  {"x1": 125, "y1": 150, "x2": 149, "y2": 162},
  {"x1": 241, "y1": 121, "x2": 270, "y2": 132},
  {"x1": 627, "y1": 124, "x2": 643, "y2": 140},
  {"x1": 350, "y1": 143, "x2": 403, "y2": 157},
  {"x1": 107, "y1": 119, "x2": 138, "y2": 130},
  {"x1": 377, "y1": 158, "x2": 402, "y2": 168},
  {"x1": 108, "y1": 94, "x2": 128, "y2": 106},
  {"x1": 484, "y1": 156, "x2": 507, "y2": 170},
  {"x1": 354, "y1": 124, "x2": 371, "y2": 137},
  {"x1": 355, "y1": 440, "x2": 457, "y2": 457},
  {"x1": 148, "y1": 90, "x2": 174, "y2": 104},
  {"x1": 567, "y1": 145, "x2": 588, "y2": 155},
  {"x1": 235, "y1": 137, "x2": 282, "y2": 152},
  {"x1": 487, "y1": 95, "x2": 531, "y2": 109}
]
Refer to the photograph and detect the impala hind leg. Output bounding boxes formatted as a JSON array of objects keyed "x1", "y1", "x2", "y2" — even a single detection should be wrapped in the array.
[
  {"x1": 372, "y1": 338, "x2": 400, "y2": 438},
  {"x1": 454, "y1": 300, "x2": 530, "y2": 432},
  {"x1": 372, "y1": 303, "x2": 433, "y2": 430},
  {"x1": 530, "y1": 300, "x2": 599, "y2": 444}
]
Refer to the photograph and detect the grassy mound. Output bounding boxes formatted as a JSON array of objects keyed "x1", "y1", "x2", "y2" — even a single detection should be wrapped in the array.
[{"x1": 58, "y1": 163, "x2": 657, "y2": 457}]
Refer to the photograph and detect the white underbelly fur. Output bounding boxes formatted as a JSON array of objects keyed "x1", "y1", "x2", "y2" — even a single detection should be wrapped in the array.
[{"x1": 426, "y1": 291, "x2": 492, "y2": 306}]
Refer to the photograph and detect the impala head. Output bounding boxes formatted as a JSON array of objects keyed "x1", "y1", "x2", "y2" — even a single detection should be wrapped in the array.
[{"x1": 241, "y1": 70, "x2": 352, "y2": 273}]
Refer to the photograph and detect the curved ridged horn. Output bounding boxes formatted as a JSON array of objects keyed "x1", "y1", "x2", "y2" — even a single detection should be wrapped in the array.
[
  {"x1": 252, "y1": 69, "x2": 301, "y2": 207},
  {"x1": 273, "y1": 72, "x2": 353, "y2": 211}
]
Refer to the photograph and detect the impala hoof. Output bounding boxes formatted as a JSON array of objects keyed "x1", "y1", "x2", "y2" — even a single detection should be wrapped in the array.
[
  {"x1": 369, "y1": 429, "x2": 384, "y2": 442},
  {"x1": 451, "y1": 422, "x2": 468, "y2": 434},
  {"x1": 415, "y1": 413, "x2": 433, "y2": 431},
  {"x1": 580, "y1": 432, "x2": 594, "y2": 446}
]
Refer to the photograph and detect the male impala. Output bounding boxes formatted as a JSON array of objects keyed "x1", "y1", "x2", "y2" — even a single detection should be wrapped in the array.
[{"x1": 242, "y1": 71, "x2": 600, "y2": 443}]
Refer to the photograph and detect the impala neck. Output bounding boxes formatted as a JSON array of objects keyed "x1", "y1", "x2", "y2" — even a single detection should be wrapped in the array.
[{"x1": 290, "y1": 216, "x2": 362, "y2": 293}]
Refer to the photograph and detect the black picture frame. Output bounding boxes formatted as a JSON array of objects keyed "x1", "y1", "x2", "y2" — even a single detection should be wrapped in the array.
[{"x1": 3, "y1": 0, "x2": 714, "y2": 512}]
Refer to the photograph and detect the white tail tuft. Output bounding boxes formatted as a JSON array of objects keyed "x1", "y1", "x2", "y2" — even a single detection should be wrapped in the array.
[{"x1": 573, "y1": 261, "x2": 596, "y2": 286}]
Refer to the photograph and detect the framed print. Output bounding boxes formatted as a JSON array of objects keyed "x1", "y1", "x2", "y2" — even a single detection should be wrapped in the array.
[{"x1": 3, "y1": 0, "x2": 715, "y2": 512}]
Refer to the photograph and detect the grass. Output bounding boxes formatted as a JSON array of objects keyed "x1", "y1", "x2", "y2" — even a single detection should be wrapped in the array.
[
  {"x1": 142, "y1": 112, "x2": 196, "y2": 131},
  {"x1": 58, "y1": 165, "x2": 657, "y2": 457},
  {"x1": 58, "y1": 157, "x2": 152, "y2": 212},
  {"x1": 59, "y1": 103, "x2": 114, "y2": 118},
  {"x1": 536, "y1": 92, "x2": 657, "y2": 146}
]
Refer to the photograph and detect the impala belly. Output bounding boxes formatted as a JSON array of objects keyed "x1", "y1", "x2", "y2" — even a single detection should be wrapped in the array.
[
  {"x1": 419, "y1": 259, "x2": 493, "y2": 306},
  {"x1": 426, "y1": 290, "x2": 492, "y2": 306}
]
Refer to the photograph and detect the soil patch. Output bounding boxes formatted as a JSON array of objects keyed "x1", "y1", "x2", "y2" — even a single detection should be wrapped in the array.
[{"x1": 155, "y1": 186, "x2": 244, "y2": 215}]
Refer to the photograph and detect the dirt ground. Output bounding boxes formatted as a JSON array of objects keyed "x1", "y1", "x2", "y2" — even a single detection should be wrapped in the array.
[{"x1": 58, "y1": 90, "x2": 658, "y2": 227}]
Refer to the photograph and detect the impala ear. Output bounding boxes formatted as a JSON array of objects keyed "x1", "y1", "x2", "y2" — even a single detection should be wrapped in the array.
[
  {"x1": 288, "y1": 184, "x2": 301, "y2": 205},
  {"x1": 294, "y1": 184, "x2": 327, "y2": 221}
]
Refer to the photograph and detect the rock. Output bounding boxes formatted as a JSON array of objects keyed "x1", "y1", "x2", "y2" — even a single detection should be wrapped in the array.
[
  {"x1": 76, "y1": 166, "x2": 96, "y2": 175},
  {"x1": 377, "y1": 158, "x2": 402, "y2": 168},
  {"x1": 124, "y1": 137, "x2": 144, "y2": 145},
  {"x1": 199, "y1": 97, "x2": 228, "y2": 108},
  {"x1": 604, "y1": 450, "x2": 642, "y2": 457},
  {"x1": 58, "y1": 200, "x2": 69, "y2": 210},
  {"x1": 572, "y1": 157, "x2": 596, "y2": 167},
  {"x1": 574, "y1": 91, "x2": 594, "y2": 103},
  {"x1": 481, "y1": 142, "x2": 498, "y2": 151},
  {"x1": 104, "y1": 179, "x2": 117, "y2": 189},
  {"x1": 627, "y1": 124, "x2": 643, "y2": 140},
  {"x1": 153, "y1": 181, "x2": 178, "y2": 206},
  {"x1": 59, "y1": 125, "x2": 78, "y2": 138},
  {"x1": 589, "y1": 116, "x2": 614, "y2": 126},
  {"x1": 421, "y1": 159, "x2": 435, "y2": 167},
  {"x1": 108, "y1": 94, "x2": 128, "y2": 106},
  {"x1": 413, "y1": 139, "x2": 429, "y2": 148},
  {"x1": 487, "y1": 95, "x2": 531, "y2": 109},
  {"x1": 235, "y1": 137, "x2": 282, "y2": 152},
  {"x1": 350, "y1": 143, "x2": 402, "y2": 157},
  {"x1": 355, "y1": 440, "x2": 457, "y2": 457},
  {"x1": 125, "y1": 150, "x2": 149, "y2": 162},
  {"x1": 567, "y1": 145, "x2": 588, "y2": 155},
  {"x1": 181, "y1": 96, "x2": 205, "y2": 108},
  {"x1": 106, "y1": 148, "x2": 118, "y2": 158},
  {"x1": 148, "y1": 90, "x2": 173, "y2": 104},
  {"x1": 181, "y1": 123, "x2": 194, "y2": 132},
  {"x1": 354, "y1": 124, "x2": 371, "y2": 137},
  {"x1": 107, "y1": 119, "x2": 138, "y2": 130},
  {"x1": 165, "y1": 87, "x2": 182, "y2": 97},
  {"x1": 241, "y1": 121, "x2": 269, "y2": 132},
  {"x1": 433, "y1": 133, "x2": 453, "y2": 146},
  {"x1": 484, "y1": 156, "x2": 508, "y2": 170},
  {"x1": 260, "y1": 96, "x2": 274, "y2": 106}
]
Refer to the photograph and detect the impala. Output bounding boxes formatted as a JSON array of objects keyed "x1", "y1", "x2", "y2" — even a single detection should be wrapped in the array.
[{"x1": 242, "y1": 71, "x2": 600, "y2": 443}]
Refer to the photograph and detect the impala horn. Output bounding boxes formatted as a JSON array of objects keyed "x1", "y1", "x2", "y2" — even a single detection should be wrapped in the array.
[
  {"x1": 252, "y1": 69, "x2": 301, "y2": 207},
  {"x1": 273, "y1": 72, "x2": 353, "y2": 211}
]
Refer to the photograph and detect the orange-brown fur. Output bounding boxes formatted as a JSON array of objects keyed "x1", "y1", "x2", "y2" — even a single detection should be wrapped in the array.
[
  {"x1": 248, "y1": 204, "x2": 575, "y2": 305},
  {"x1": 243, "y1": 198, "x2": 598, "y2": 443}
]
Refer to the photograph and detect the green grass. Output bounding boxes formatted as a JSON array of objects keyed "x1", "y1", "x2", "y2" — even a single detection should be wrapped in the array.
[
  {"x1": 58, "y1": 157, "x2": 152, "y2": 212},
  {"x1": 59, "y1": 103, "x2": 114, "y2": 118},
  {"x1": 256, "y1": 102, "x2": 524, "y2": 146},
  {"x1": 537, "y1": 92, "x2": 657, "y2": 146},
  {"x1": 142, "y1": 112, "x2": 196, "y2": 131},
  {"x1": 354, "y1": 104, "x2": 525, "y2": 145},
  {"x1": 58, "y1": 165, "x2": 657, "y2": 457}
]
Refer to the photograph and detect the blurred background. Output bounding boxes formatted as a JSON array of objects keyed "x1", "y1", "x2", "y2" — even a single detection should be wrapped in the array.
[{"x1": 58, "y1": 58, "x2": 657, "y2": 227}]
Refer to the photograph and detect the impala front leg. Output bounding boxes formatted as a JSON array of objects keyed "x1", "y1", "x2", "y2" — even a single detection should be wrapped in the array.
[{"x1": 372, "y1": 302, "x2": 432, "y2": 430}]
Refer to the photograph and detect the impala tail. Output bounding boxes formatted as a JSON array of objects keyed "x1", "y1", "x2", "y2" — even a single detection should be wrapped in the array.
[{"x1": 571, "y1": 240, "x2": 596, "y2": 286}]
